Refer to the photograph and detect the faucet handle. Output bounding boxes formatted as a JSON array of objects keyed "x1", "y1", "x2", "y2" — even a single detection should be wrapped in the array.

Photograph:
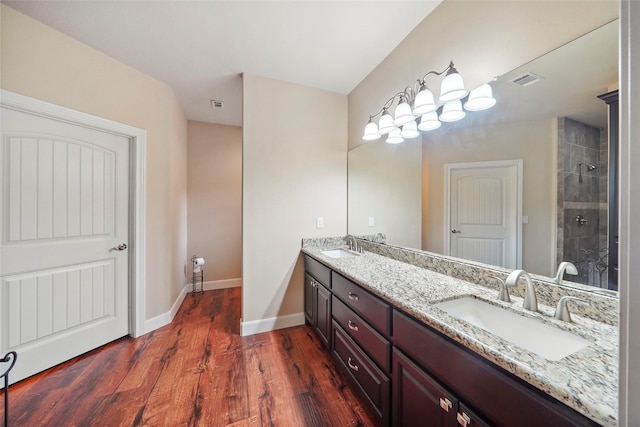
[
  {"x1": 491, "y1": 276, "x2": 511, "y2": 302},
  {"x1": 554, "y1": 296, "x2": 589, "y2": 322}
]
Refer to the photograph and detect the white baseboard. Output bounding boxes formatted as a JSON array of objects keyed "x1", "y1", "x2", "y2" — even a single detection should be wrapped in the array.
[
  {"x1": 240, "y1": 312, "x2": 305, "y2": 336},
  {"x1": 185, "y1": 277, "x2": 242, "y2": 292},
  {"x1": 142, "y1": 283, "x2": 189, "y2": 334}
]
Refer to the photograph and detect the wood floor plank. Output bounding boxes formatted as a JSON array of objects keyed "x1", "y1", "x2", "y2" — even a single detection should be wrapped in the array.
[{"x1": 1, "y1": 288, "x2": 378, "y2": 427}]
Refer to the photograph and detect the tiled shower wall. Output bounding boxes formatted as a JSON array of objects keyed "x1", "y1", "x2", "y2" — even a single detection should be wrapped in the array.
[{"x1": 557, "y1": 117, "x2": 608, "y2": 287}]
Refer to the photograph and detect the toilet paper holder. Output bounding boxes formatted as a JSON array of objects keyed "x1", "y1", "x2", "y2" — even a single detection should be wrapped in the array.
[{"x1": 191, "y1": 255, "x2": 204, "y2": 293}]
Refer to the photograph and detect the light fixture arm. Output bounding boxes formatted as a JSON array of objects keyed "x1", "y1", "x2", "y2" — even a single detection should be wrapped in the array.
[
  {"x1": 418, "y1": 61, "x2": 455, "y2": 83},
  {"x1": 368, "y1": 89, "x2": 413, "y2": 120}
]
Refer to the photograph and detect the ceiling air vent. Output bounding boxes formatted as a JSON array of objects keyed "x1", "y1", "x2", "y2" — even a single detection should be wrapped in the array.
[
  {"x1": 509, "y1": 72, "x2": 545, "y2": 87},
  {"x1": 210, "y1": 100, "x2": 224, "y2": 109}
]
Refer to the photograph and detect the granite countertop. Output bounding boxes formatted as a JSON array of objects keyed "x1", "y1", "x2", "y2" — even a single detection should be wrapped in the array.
[{"x1": 302, "y1": 246, "x2": 618, "y2": 426}]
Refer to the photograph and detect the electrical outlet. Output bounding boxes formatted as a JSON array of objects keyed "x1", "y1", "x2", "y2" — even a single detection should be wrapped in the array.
[
  {"x1": 316, "y1": 217, "x2": 324, "y2": 229},
  {"x1": 368, "y1": 216, "x2": 375, "y2": 227}
]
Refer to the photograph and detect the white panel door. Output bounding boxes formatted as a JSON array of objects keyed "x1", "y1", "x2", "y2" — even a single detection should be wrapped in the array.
[
  {"x1": 0, "y1": 106, "x2": 130, "y2": 383},
  {"x1": 447, "y1": 161, "x2": 521, "y2": 269}
]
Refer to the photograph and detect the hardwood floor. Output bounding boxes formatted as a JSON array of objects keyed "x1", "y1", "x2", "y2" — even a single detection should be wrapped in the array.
[{"x1": 0, "y1": 288, "x2": 378, "y2": 427}]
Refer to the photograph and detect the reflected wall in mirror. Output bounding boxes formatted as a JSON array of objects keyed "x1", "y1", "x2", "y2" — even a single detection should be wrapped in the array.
[{"x1": 348, "y1": 19, "x2": 618, "y2": 290}]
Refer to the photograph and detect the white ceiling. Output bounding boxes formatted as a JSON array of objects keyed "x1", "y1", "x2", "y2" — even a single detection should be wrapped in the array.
[{"x1": 4, "y1": 1, "x2": 443, "y2": 127}]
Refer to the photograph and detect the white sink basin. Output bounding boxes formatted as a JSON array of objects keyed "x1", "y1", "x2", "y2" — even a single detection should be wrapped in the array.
[
  {"x1": 321, "y1": 249, "x2": 358, "y2": 259},
  {"x1": 434, "y1": 297, "x2": 591, "y2": 361}
]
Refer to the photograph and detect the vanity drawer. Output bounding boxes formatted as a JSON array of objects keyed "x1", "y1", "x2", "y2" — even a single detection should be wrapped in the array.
[
  {"x1": 332, "y1": 296, "x2": 390, "y2": 372},
  {"x1": 332, "y1": 321, "x2": 390, "y2": 425},
  {"x1": 331, "y1": 272, "x2": 391, "y2": 336},
  {"x1": 304, "y1": 255, "x2": 331, "y2": 288}
]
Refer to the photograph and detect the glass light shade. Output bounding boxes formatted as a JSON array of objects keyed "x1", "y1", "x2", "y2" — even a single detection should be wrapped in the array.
[
  {"x1": 439, "y1": 72, "x2": 468, "y2": 102},
  {"x1": 400, "y1": 121, "x2": 420, "y2": 139},
  {"x1": 393, "y1": 101, "x2": 415, "y2": 126},
  {"x1": 378, "y1": 111, "x2": 397, "y2": 134},
  {"x1": 418, "y1": 111, "x2": 442, "y2": 131},
  {"x1": 412, "y1": 87, "x2": 437, "y2": 114},
  {"x1": 386, "y1": 129, "x2": 404, "y2": 144},
  {"x1": 464, "y1": 84, "x2": 497, "y2": 111},
  {"x1": 439, "y1": 100, "x2": 466, "y2": 122},
  {"x1": 362, "y1": 121, "x2": 381, "y2": 141}
]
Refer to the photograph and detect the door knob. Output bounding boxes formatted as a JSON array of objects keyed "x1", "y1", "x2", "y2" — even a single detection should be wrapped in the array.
[
  {"x1": 113, "y1": 243, "x2": 128, "y2": 251},
  {"x1": 451, "y1": 229, "x2": 461, "y2": 234}
]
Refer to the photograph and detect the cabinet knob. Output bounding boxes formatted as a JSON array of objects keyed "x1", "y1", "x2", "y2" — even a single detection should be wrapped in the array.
[
  {"x1": 347, "y1": 357, "x2": 359, "y2": 372},
  {"x1": 348, "y1": 292, "x2": 359, "y2": 302},
  {"x1": 439, "y1": 397, "x2": 452, "y2": 412},
  {"x1": 347, "y1": 320, "x2": 359, "y2": 332},
  {"x1": 457, "y1": 412, "x2": 472, "y2": 426}
]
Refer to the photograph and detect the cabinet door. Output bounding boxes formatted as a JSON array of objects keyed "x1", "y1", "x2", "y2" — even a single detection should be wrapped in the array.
[
  {"x1": 304, "y1": 273, "x2": 315, "y2": 324},
  {"x1": 315, "y1": 284, "x2": 331, "y2": 348},
  {"x1": 393, "y1": 348, "x2": 458, "y2": 427}
]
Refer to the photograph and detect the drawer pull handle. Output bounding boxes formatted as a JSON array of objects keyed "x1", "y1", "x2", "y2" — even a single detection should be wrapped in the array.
[
  {"x1": 347, "y1": 320, "x2": 359, "y2": 332},
  {"x1": 347, "y1": 357, "x2": 359, "y2": 372},
  {"x1": 348, "y1": 292, "x2": 359, "y2": 302},
  {"x1": 439, "y1": 397, "x2": 452, "y2": 412},
  {"x1": 457, "y1": 412, "x2": 472, "y2": 426}
]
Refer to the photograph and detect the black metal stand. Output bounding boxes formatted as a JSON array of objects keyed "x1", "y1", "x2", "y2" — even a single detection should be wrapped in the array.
[{"x1": 1, "y1": 351, "x2": 17, "y2": 427}]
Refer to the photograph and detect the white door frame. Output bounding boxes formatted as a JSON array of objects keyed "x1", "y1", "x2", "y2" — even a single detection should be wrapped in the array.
[
  {"x1": 0, "y1": 90, "x2": 146, "y2": 338},
  {"x1": 444, "y1": 159, "x2": 523, "y2": 268}
]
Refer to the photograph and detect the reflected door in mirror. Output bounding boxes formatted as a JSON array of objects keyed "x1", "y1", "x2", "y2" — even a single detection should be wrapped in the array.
[{"x1": 446, "y1": 160, "x2": 522, "y2": 269}]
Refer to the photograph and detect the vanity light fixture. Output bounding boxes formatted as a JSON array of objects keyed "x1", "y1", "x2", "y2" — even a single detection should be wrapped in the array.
[
  {"x1": 400, "y1": 120, "x2": 420, "y2": 139},
  {"x1": 439, "y1": 100, "x2": 466, "y2": 122},
  {"x1": 386, "y1": 129, "x2": 404, "y2": 144},
  {"x1": 362, "y1": 61, "x2": 496, "y2": 144},
  {"x1": 464, "y1": 84, "x2": 497, "y2": 111},
  {"x1": 377, "y1": 108, "x2": 397, "y2": 134}
]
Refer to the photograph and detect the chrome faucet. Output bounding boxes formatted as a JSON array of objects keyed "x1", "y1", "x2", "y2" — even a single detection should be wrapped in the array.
[
  {"x1": 554, "y1": 296, "x2": 589, "y2": 322},
  {"x1": 553, "y1": 261, "x2": 578, "y2": 285},
  {"x1": 345, "y1": 235, "x2": 360, "y2": 253},
  {"x1": 492, "y1": 276, "x2": 513, "y2": 303},
  {"x1": 505, "y1": 270, "x2": 538, "y2": 312}
]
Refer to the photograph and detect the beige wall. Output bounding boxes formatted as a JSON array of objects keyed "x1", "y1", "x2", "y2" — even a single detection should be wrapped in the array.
[
  {"x1": 348, "y1": 0, "x2": 619, "y2": 151},
  {"x1": 348, "y1": 138, "x2": 422, "y2": 248},
  {"x1": 422, "y1": 119, "x2": 556, "y2": 276},
  {"x1": 242, "y1": 74, "x2": 347, "y2": 327},
  {"x1": 187, "y1": 121, "x2": 242, "y2": 281},
  {"x1": 1, "y1": 5, "x2": 189, "y2": 319}
]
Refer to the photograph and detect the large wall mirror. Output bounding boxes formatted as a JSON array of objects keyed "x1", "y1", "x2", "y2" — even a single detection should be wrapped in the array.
[{"x1": 348, "y1": 19, "x2": 618, "y2": 292}]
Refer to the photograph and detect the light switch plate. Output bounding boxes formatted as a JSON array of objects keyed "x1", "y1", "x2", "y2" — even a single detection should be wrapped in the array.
[
  {"x1": 316, "y1": 217, "x2": 324, "y2": 229},
  {"x1": 522, "y1": 216, "x2": 529, "y2": 224},
  {"x1": 368, "y1": 217, "x2": 375, "y2": 227}
]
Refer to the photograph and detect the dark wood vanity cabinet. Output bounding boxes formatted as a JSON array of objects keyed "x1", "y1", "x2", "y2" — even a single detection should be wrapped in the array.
[
  {"x1": 393, "y1": 310, "x2": 599, "y2": 427},
  {"x1": 333, "y1": 322, "x2": 391, "y2": 424},
  {"x1": 393, "y1": 348, "x2": 489, "y2": 427},
  {"x1": 303, "y1": 257, "x2": 332, "y2": 348},
  {"x1": 304, "y1": 273, "x2": 331, "y2": 347},
  {"x1": 330, "y1": 271, "x2": 392, "y2": 425},
  {"x1": 303, "y1": 255, "x2": 599, "y2": 427}
]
